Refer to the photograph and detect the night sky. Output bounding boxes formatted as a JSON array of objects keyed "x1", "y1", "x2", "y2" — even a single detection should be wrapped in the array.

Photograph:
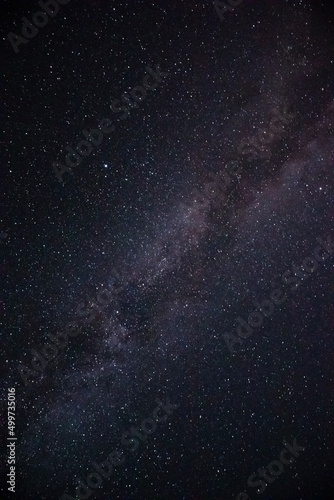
[{"x1": 2, "y1": 0, "x2": 334, "y2": 499}]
